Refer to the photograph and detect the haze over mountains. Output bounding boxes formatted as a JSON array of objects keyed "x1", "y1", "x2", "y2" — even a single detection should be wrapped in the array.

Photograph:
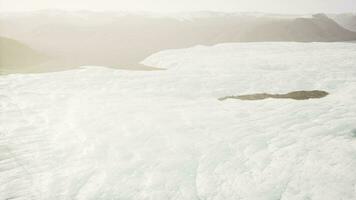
[{"x1": 1, "y1": 11, "x2": 356, "y2": 73}]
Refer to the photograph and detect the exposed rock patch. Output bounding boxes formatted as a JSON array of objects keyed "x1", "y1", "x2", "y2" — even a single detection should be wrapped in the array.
[{"x1": 219, "y1": 90, "x2": 329, "y2": 101}]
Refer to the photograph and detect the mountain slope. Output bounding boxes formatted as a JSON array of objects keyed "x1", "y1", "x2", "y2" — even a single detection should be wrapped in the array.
[
  {"x1": 0, "y1": 37, "x2": 47, "y2": 73},
  {"x1": 240, "y1": 14, "x2": 356, "y2": 42},
  {"x1": 330, "y1": 13, "x2": 356, "y2": 32}
]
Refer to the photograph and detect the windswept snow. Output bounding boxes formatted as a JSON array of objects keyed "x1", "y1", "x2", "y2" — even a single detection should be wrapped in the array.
[{"x1": 1, "y1": 43, "x2": 356, "y2": 200}]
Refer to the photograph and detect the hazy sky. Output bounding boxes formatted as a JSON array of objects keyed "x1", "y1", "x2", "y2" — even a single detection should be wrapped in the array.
[{"x1": 0, "y1": 0, "x2": 355, "y2": 13}]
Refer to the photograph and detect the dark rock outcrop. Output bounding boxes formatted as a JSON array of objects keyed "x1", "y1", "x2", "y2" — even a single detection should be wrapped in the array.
[{"x1": 219, "y1": 90, "x2": 329, "y2": 101}]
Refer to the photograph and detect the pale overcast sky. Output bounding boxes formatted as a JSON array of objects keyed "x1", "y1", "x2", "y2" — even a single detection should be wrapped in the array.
[{"x1": 0, "y1": 0, "x2": 355, "y2": 13}]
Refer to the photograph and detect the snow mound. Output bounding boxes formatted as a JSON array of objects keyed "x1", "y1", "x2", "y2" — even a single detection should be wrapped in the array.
[{"x1": 1, "y1": 42, "x2": 356, "y2": 200}]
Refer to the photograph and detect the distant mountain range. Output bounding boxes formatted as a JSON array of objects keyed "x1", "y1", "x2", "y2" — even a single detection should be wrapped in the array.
[{"x1": 0, "y1": 11, "x2": 356, "y2": 72}]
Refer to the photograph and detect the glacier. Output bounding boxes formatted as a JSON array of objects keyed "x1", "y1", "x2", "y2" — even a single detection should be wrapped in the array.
[{"x1": 1, "y1": 42, "x2": 356, "y2": 199}]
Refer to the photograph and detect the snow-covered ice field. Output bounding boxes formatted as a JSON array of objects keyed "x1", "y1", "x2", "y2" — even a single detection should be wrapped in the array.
[{"x1": 1, "y1": 42, "x2": 356, "y2": 199}]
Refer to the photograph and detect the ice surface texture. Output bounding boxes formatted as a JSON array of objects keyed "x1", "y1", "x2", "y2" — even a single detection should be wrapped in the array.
[{"x1": 1, "y1": 43, "x2": 356, "y2": 200}]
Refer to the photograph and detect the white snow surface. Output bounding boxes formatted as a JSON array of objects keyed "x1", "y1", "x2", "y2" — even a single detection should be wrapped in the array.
[{"x1": 1, "y1": 42, "x2": 356, "y2": 200}]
